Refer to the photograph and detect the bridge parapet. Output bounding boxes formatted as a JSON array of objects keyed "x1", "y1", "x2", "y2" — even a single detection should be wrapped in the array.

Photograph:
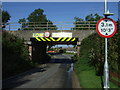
[{"x1": 3, "y1": 21, "x2": 96, "y2": 31}]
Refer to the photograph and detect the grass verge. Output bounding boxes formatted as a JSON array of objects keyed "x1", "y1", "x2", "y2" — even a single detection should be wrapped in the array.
[{"x1": 76, "y1": 69, "x2": 119, "y2": 88}]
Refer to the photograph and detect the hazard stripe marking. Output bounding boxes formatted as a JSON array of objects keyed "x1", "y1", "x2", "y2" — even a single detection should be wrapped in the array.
[
  {"x1": 71, "y1": 38, "x2": 76, "y2": 41},
  {"x1": 66, "y1": 37, "x2": 72, "y2": 41},
  {"x1": 40, "y1": 37, "x2": 46, "y2": 41},
  {"x1": 61, "y1": 37, "x2": 67, "y2": 41},
  {"x1": 46, "y1": 38, "x2": 51, "y2": 41},
  {"x1": 35, "y1": 37, "x2": 76, "y2": 42},
  {"x1": 56, "y1": 37, "x2": 62, "y2": 41},
  {"x1": 36, "y1": 37, "x2": 41, "y2": 41},
  {"x1": 50, "y1": 37, "x2": 56, "y2": 41}
]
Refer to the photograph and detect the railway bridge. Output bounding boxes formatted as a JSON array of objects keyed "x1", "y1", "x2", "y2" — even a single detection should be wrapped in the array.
[
  {"x1": 5, "y1": 22, "x2": 96, "y2": 63},
  {"x1": 11, "y1": 30, "x2": 95, "y2": 63}
]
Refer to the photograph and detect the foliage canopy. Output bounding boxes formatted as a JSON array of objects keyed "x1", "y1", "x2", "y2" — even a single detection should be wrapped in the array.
[
  {"x1": 73, "y1": 13, "x2": 103, "y2": 30},
  {"x1": 2, "y1": 10, "x2": 11, "y2": 23},
  {"x1": 18, "y1": 8, "x2": 57, "y2": 30}
]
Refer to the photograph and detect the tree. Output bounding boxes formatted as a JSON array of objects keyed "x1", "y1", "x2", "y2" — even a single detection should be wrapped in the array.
[
  {"x1": 18, "y1": 8, "x2": 57, "y2": 30},
  {"x1": 2, "y1": 10, "x2": 11, "y2": 28},
  {"x1": 85, "y1": 13, "x2": 103, "y2": 21},
  {"x1": 73, "y1": 17, "x2": 84, "y2": 30},
  {"x1": 18, "y1": 18, "x2": 27, "y2": 30},
  {"x1": 27, "y1": 8, "x2": 47, "y2": 22},
  {"x1": 74, "y1": 17, "x2": 84, "y2": 22},
  {"x1": 47, "y1": 20, "x2": 57, "y2": 30},
  {"x1": 86, "y1": 13, "x2": 103, "y2": 30},
  {"x1": 94, "y1": 13, "x2": 103, "y2": 21},
  {"x1": 73, "y1": 13, "x2": 103, "y2": 30},
  {"x1": 85, "y1": 14, "x2": 94, "y2": 21}
]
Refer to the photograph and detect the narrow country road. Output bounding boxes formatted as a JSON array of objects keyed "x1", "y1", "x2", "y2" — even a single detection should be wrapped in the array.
[{"x1": 3, "y1": 53, "x2": 74, "y2": 89}]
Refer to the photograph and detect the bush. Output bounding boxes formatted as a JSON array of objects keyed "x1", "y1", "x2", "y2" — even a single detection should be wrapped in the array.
[
  {"x1": 2, "y1": 31, "x2": 34, "y2": 78},
  {"x1": 75, "y1": 29, "x2": 120, "y2": 76}
]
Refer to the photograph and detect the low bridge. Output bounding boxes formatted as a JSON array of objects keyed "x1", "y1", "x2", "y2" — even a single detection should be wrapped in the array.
[
  {"x1": 5, "y1": 22, "x2": 96, "y2": 63},
  {"x1": 11, "y1": 30, "x2": 96, "y2": 63}
]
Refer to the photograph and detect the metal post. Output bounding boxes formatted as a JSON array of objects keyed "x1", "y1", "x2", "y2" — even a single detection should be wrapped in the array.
[
  {"x1": 104, "y1": 0, "x2": 107, "y2": 13},
  {"x1": 61, "y1": 22, "x2": 62, "y2": 31},
  {"x1": 104, "y1": 38, "x2": 109, "y2": 89},
  {"x1": 9, "y1": 23, "x2": 10, "y2": 31},
  {"x1": 89, "y1": 21, "x2": 90, "y2": 30},
  {"x1": 47, "y1": 22, "x2": 48, "y2": 31},
  {"x1": 104, "y1": 0, "x2": 109, "y2": 89}
]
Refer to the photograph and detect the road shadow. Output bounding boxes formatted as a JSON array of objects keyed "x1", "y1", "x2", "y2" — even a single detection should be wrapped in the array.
[
  {"x1": 2, "y1": 53, "x2": 73, "y2": 89},
  {"x1": 47, "y1": 52, "x2": 61, "y2": 55},
  {"x1": 49, "y1": 58, "x2": 73, "y2": 64},
  {"x1": 2, "y1": 67, "x2": 46, "y2": 89}
]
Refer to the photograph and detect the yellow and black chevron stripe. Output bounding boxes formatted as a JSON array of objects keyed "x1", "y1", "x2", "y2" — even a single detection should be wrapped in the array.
[{"x1": 36, "y1": 37, "x2": 76, "y2": 42}]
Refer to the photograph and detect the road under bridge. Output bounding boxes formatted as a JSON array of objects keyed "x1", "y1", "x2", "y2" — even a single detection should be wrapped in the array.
[{"x1": 8, "y1": 30, "x2": 96, "y2": 63}]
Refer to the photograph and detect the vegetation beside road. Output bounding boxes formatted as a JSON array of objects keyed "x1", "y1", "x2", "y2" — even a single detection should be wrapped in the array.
[
  {"x1": 2, "y1": 9, "x2": 54, "y2": 79},
  {"x1": 74, "y1": 29, "x2": 120, "y2": 88},
  {"x1": 2, "y1": 31, "x2": 52, "y2": 79},
  {"x1": 77, "y1": 69, "x2": 119, "y2": 88},
  {"x1": 2, "y1": 31, "x2": 34, "y2": 79}
]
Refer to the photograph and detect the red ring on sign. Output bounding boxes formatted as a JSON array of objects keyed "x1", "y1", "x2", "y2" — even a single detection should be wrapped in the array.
[
  {"x1": 96, "y1": 18, "x2": 117, "y2": 38},
  {"x1": 44, "y1": 31, "x2": 50, "y2": 38}
]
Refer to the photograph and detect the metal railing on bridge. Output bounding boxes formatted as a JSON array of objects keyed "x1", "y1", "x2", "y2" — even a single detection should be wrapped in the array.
[{"x1": 3, "y1": 21, "x2": 97, "y2": 31}]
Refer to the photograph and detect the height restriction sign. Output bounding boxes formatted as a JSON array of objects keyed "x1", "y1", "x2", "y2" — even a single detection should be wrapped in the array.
[
  {"x1": 44, "y1": 31, "x2": 50, "y2": 38},
  {"x1": 96, "y1": 18, "x2": 117, "y2": 38}
]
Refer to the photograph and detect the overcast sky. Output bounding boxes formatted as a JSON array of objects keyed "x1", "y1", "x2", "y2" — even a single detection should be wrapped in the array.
[{"x1": 1, "y1": 0, "x2": 120, "y2": 2}]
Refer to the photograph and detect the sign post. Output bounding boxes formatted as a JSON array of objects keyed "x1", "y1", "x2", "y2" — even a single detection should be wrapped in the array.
[
  {"x1": 96, "y1": 17, "x2": 117, "y2": 89},
  {"x1": 104, "y1": 37, "x2": 108, "y2": 89},
  {"x1": 96, "y1": 0, "x2": 117, "y2": 89}
]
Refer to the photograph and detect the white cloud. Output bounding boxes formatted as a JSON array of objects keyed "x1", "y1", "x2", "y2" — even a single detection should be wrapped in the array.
[{"x1": 1, "y1": 0, "x2": 120, "y2": 2}]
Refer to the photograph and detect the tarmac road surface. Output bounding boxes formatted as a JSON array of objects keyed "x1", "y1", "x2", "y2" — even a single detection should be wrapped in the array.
[{"x1": 3, "y1": 53, "x2": 74, "y2": 89}]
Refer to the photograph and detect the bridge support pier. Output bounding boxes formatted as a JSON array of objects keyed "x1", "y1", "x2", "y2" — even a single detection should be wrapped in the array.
[
  {"x1": 77, "y1": 46, "x2": 80, "y2": 56},
  {"x1": 77, "y1": 42, "x2": 81, "y2": 57},
  {"x1": 32, "y1": 41, "x2": 47, "y2": 63}
]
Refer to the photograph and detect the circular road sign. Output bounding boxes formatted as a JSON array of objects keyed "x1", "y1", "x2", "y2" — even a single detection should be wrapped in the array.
[
  {"x1": 96, "y1": 18, "x2": 117, "y2": 38},
  {"x1": 44, "y1": 31, "x2": 50, "y2": 37}
]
